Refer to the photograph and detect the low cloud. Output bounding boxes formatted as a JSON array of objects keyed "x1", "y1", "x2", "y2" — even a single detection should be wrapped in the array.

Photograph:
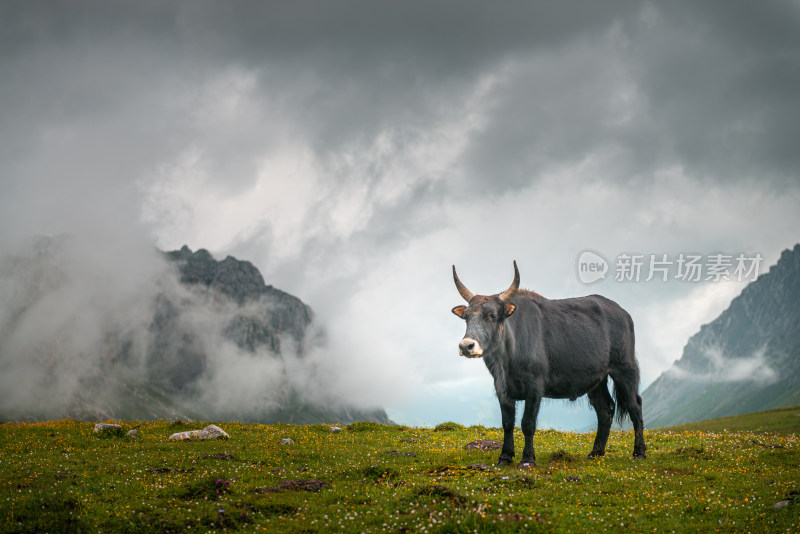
[
  {"x1": 666, "y1": 344, "x2": 777, "y2": 384},
  {"x1": 0, "y1": 235, "x2": 166, "y2": 418}
]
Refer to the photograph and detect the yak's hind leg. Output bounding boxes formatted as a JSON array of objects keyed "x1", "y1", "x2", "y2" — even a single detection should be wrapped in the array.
[
  {"x1": 587, "y1": 380, "x2": 615, "y2": 458},
  {"x1": 610, "y1": 366, "x2": 647, "y2": 459},
  {"x1": 520, "y1": 395, "x2": 542, "y2": 466}
]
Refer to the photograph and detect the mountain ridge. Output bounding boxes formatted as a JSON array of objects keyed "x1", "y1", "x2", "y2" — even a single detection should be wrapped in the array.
[{"x1": 642, "y1": 243, "x2": 800, "y2": 428}]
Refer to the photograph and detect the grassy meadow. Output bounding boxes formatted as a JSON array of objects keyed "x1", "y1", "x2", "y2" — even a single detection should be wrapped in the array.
[{"x1": 1, "y1": 409, "x2": 799, "y2": 533}]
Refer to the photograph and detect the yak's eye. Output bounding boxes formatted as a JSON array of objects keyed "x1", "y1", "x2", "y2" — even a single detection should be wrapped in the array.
[{"x1": 487, "y1": 312, "x2": 498, "y2": 320}]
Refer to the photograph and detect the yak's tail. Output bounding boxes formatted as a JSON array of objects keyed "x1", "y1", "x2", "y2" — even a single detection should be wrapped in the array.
[{"x1": 610, "y1": 357, "x2": 642, "y2": 426}]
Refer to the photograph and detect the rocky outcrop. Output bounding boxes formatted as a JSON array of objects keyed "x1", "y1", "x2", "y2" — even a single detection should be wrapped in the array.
[{"x1": 165, "y1": 245, "x2": 313, "y2": 350}]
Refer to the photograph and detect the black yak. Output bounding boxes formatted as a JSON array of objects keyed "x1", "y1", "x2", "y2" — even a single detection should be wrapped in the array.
[{"x1": 451, "y1": 261, "x2": 646, "y2": 465}]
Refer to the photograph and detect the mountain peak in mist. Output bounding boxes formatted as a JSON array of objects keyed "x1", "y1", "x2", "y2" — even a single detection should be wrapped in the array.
[
  {"x1": 165, "y1": 246, "x2": 313, "y2": 346},
  {"x1": 642, "y1": 243, "x2": 800, "y2": 427},
  {"x1": 169, "y1": 246, "x2": 269, "y2": 302},
  {"x1": 0, "y1": 237, "x2": 389, "y2": 424}
]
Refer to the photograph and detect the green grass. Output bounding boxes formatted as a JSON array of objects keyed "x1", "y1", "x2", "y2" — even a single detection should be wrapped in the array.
[
  {"x1": 1, "y1": 416, "x2": 798, "y2": 533},
  {"x1": 663, "y1": 404, "x2": 800, "y2": 435}
]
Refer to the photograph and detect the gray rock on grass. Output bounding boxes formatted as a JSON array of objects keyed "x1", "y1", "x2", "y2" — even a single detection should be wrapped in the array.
[
  {"x1": 168, "y1": 424, "x2": 229, "y2": 441},
  {"x1": 774, "y1": 500, "x2": 791, "y2": 510}
]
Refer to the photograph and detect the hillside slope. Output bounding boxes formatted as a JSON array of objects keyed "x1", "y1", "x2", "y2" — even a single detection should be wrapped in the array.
[{"x1": 662, "y1": 405, "x2": 800, "y2": 435}]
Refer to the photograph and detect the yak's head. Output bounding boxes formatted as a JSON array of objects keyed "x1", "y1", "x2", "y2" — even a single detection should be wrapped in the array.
[{"x1": 451, "y1": 261, "x2": 519, "y2": 358}]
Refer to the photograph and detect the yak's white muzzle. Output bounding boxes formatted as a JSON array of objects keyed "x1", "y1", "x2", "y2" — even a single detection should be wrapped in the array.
[{"x1": 458, "y1": 337, "x2": 483, "y2": 358}]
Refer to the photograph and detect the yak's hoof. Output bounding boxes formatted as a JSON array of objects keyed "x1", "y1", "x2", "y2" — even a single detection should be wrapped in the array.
[
  {"x1": 633, "y1": 451, "x2": 647, "y2": 459},
  {"x1": 587, "y1": 450, "x2": 605, "y2": 459},
  {"x1": 496, "y1": 457, "x2": 513, "y2": 466},
  {"x1": 519, "y1": 461, "x2": 536, "y2": 468}
]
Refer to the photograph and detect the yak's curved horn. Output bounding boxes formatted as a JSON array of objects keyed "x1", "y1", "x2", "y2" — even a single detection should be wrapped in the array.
[
  {"x1": 498, "y1": 260, "x2": 520, "y2": 302},
  {"x1": 452, "y1": 265, "x2": 474, "y2": 302}
]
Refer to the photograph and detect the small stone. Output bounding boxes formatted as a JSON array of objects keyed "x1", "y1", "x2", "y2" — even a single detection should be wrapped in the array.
[
  {"x1": 168, "y1": 431, "x2": 195, "y2": 441},
  {"x1": 93, "y1": 423, "x2": 122, "y2": 433},
  {"x1": 127, "y1": 429, "x2": 138, "y2": 438},
  {"x1": 200, "y1": 424, "x2": 229, "y2": 440},
  {"x1": 168, "y1": 424, "x2": 229, "y2": 441},
  {"x1": 330, "y1": 426, "x2": 342, "y2": 433},
  {"x1": 280, "y1": 438, "x2": 295, "y2": 445},
  {"x1": 773, "y1": 500, "x2": 791, "y2": 510}
]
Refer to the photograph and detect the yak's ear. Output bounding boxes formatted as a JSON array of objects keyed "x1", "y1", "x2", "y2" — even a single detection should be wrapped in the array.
[
  {"x1": 504, "y1": 303, "x2": 516, "y2": 317},
  {"x1": 452, "y1": 305, "x2": 467, "y2": 319}
]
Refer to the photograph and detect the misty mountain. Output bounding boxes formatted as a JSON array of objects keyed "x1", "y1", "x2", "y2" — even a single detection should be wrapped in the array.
[
  {"x1": 0, "y1": 236, "x2": 389, "y2": 424},
  {"x1": 642, "y1": 244, "x2": 800, "y2": 428}
]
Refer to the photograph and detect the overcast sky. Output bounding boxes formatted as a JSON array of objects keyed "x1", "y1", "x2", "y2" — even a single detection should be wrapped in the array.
[{"x1": 2, "y1": 1, "x2": 799, "y2": 428}]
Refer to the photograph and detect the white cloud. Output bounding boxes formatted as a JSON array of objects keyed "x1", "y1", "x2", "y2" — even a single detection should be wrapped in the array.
[
  {"x1": 666, "y1": 344, "x2": 777, "y2": 384},
  {"x1": 140, "y1": 143, "x2": 321, "y2": 259}
]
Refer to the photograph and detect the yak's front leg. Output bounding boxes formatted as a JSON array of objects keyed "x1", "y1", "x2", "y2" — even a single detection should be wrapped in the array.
[
  {"x1": 520, "y1": 395, "x2": 541, "y2": 466},
  {"x1": 497, "y1": 400, "x2": 516, "y2": 466}
]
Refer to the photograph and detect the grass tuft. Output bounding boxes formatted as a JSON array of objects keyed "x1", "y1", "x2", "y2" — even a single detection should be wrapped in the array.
[
  {"x1": 346, "y1": 421, "x2": 390, "y2": 432},
  {"x1": 361, "y1": 464, "x2": 400, "y2": 482},
  {"x1": 435, "y1": 421, "x2": 465, "y2": 432}
]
